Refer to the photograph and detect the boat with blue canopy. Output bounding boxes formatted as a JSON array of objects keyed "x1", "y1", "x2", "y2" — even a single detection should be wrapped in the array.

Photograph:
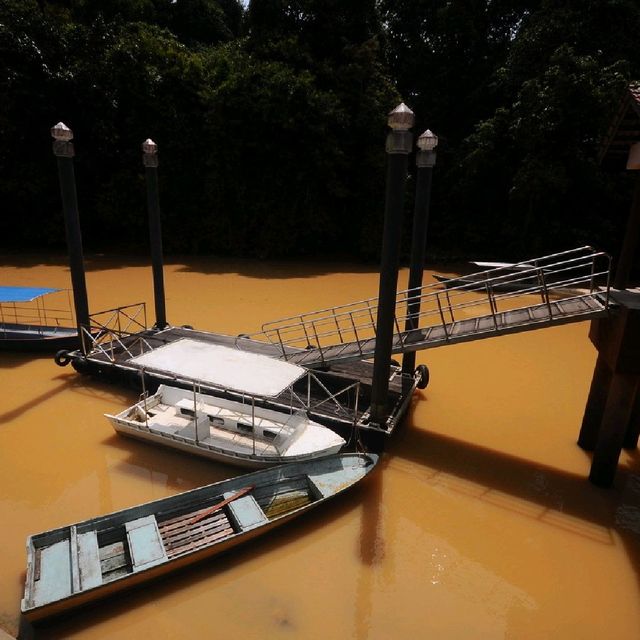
[{"x1": 0, "y1": 285, "x2": 80, "y2": 352}]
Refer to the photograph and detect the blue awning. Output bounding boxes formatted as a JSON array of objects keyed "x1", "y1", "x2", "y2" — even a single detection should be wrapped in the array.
[{"x1": 0, "y1": 286, "x2": 60, "y2": 303}]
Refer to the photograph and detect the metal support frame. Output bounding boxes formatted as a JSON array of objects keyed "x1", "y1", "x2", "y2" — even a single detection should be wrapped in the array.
[{"x1": 80, "y1": 303, "x2": 149, "y2": 360}]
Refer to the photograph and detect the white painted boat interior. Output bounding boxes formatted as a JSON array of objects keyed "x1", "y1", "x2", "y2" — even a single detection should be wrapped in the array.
[{"x1": 108, "y1": 385, "x2": 345, "y2": 460}]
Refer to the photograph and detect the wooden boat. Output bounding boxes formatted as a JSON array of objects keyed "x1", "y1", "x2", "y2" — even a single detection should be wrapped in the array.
[
  {"x1": 105, "y1": 384, "x2": 346, "y2": 468},
  {"x1": 0, "y1": 286, "x2": 80, "y2": 352},
  {"x1": 433, "y1": 260, "x2": 542, "y2": 293},
  {"x1": 432, "y1": 272, "x2": 533, "y2": 292},
  {"x1": 21, "y1": 452, "x2": 378, "y2": 621}
]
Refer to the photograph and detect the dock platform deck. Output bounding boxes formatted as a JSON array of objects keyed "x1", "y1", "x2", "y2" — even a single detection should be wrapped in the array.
[{"x1": 70, "y1": 324, "x2": 409, "y2": 439}]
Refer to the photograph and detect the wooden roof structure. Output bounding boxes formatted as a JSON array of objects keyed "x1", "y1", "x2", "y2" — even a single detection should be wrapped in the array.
[{"x1": 599, "y1": 82, "x2": 640, "y2": 165}]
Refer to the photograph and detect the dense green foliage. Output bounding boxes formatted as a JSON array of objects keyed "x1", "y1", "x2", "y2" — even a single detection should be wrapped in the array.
[{"x1": 1, "y1": 0, "x2": 639, "y2": 261}]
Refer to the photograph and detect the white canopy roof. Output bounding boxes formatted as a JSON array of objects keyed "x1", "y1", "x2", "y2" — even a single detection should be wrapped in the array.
[{"x1": 128, "y1": 339, "x2": 306, "y2": 398}]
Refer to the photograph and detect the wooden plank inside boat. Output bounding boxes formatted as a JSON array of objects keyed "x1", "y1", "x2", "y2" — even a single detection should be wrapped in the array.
[
  {"x1": 98, "y1": 533, "x2": 132, "y2": 583},
  {"x1": 77, "y1": 531, "x2": 102, "y2": 590},
  {"x1": 159, "y1": 510, "x2": 234, "y2": 558},
  {"x1": 160, "y1": 514, "x2": 229, "y2": 550}
]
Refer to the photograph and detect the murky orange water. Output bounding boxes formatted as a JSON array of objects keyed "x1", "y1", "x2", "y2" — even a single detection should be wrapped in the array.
[{"x1": 1, "y1": 256, "x2": 639, "y2": 639}]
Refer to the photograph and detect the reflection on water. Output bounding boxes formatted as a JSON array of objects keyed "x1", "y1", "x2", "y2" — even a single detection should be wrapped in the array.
[{"x1": 1, "y1": 256, "x2": 640, "y2": 639}]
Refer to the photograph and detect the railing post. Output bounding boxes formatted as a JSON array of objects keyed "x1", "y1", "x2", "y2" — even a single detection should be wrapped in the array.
[
  {"x1": 349, "y1": 313, "x2": 363, "y2": 354},
  {"x1": 444, "y1": 287, "x2": 454, "y2": 323},
  {"x1": 370, "y1": 103, "x2": 414, "y2": 427},
  {"x1": 275, "y1": 328, "x2": 288, "y2": 359},
  {"x1": 333, "y1": 310, "x2": 345, "y2": 343},
  {"x1": 301, "y1": 316, "x2": 312, "y2": 348},
  {"x1": 311, "y1": 321, "x2": 325, "y2": 365},
  {"x1": 539, "y1": 269, "x2": 554, "y2": 318},
  {"x1": 485, "y1": 282, "x2": 499, "y2": 329},
  {"x1": 435, "y1": 292, "x2": 449, "y2": 339}
]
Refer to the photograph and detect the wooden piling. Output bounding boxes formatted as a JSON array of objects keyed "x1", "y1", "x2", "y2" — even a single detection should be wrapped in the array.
[
  {"x1": 588, "y1": 373, "x2": 637, "y2": 487},
  {"x1": 622, "y1": 382, "x2": 640, "y2": 449},
  {"x1": 581, "y1": 290, "x2": 640, "y2": 487},
  {"x1": 578, "y1": 355, "x2": 614, "y2": 451}
]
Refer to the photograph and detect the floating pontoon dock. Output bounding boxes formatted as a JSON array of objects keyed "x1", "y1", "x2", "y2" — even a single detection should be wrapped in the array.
[
  {"x1": 59, "y1": 247, "x2": 610, "y2": 438},
  {"x1": 64, "y1": 307, "x2": 412, "y2": 440}
]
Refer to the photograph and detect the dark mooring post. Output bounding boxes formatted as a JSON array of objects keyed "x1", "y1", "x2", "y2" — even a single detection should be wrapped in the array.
[
  {"x1": 614, "y1": 143, "x2": 640, "y2": 290},
  {"x1": 580, "y1": 294, "x2": 640, "y2": 487},
  {"x1": 369, "y1": 103, "x2": 414, "y2": 427},
  {"x1": 51, "y1": 122, "x2": 90, "y2": 352},
  {"x1": 142, "y1": 138, "x2": 167, "y2": 329},
  {"x1": 402, "y1": 129, "x2": 438, "y2": 378},
  {"x1": 578, "y1": 142, "x2": 640, "y2": 487}
]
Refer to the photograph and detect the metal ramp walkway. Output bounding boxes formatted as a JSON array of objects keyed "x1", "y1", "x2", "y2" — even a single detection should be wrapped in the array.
[{"x1": 248, "y1": 247, "x2": 611, "y2": 368}]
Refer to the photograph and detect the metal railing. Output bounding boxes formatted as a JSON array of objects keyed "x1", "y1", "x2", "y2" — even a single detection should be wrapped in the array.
[
  {"x1": 250, "y1": 247, "x2": 611, "y2": 364},
  {"x1": 80, "y1": 302, "x2": 150, "y2": 361},
  {"x1": 130, "y1": 364, "x2": 366, "y2": 429}
]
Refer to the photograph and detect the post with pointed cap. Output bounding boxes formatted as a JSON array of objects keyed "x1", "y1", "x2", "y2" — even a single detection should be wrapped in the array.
[
  {"x1": 369, "y1": 103, "x2": 414, "y2": 428},
  {"x1": 402, "y1": 129, "x2": 438, "y2": 378},
  {"x1": 142, "y1": 138, "x2": 167, "y2": 329},
  {"x1": 51, "y1": 122, "x2": 90, "y2": 352}
]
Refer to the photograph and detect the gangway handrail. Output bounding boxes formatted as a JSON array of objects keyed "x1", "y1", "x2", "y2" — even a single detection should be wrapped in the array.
[
  {"x1": 398, "y1": 261, "x2": 611, "y2": 327},
  {"x1": 260, "y1": 247, "x2": 608, "y2": 338},
  {"x1": 249, "y1": 247, "x2": 611, "y2": 365}
]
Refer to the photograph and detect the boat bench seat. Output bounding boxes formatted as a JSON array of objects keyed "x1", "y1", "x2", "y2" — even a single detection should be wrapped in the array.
[
  {"x1": 224, "y1": 492, "x2": 268, "y2": 530},
  {"x1": 203, "y1": 431, "x2": 279, "y2": 456},
  {"x1": 147, "y1": 407, "x2": 190, "y2": 430},
  {"x1": 125, "y1": 516, "x2": 168, "y2": 571},
  {"x1": 176, "y1": 414, "x2": 209, "y2": 441},
  {"x1": 76, "y1": 531, "x2": 102, "y2": 590}
]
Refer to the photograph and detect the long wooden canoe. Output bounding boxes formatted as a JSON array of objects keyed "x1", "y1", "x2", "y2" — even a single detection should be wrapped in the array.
[{"x1": 21, "y1": 452, "x2": 378, "y2": 621}]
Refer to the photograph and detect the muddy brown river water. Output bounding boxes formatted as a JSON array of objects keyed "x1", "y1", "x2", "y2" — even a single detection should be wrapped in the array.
[{"x1": 1, "y1": 255, "x2": 639, "y2": 639}]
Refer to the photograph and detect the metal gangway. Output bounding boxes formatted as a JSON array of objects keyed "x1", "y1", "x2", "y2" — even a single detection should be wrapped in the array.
[{"x1": 248, "y1": 247, "x2": 612, "y2": 368}]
